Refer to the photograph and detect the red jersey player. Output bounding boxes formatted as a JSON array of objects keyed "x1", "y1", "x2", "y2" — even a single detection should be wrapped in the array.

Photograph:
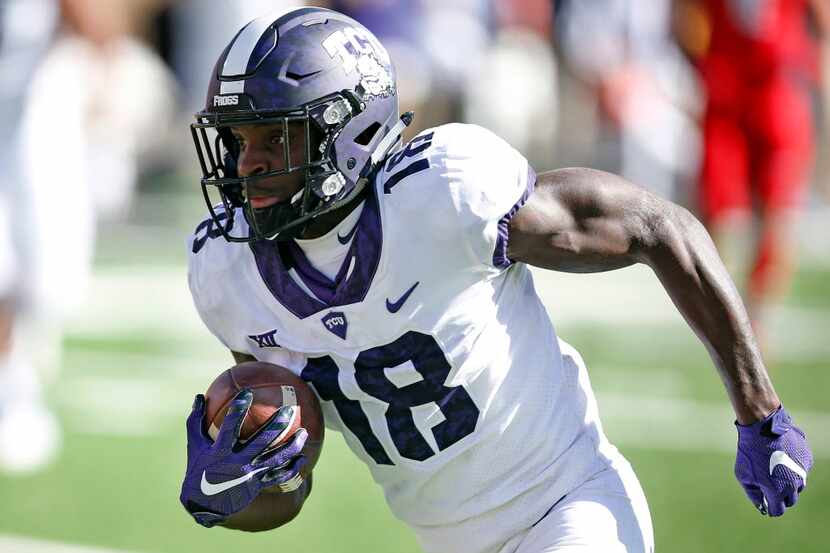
[{"x1": 683, "y1": 0, "x2": 828, "y2": 343}]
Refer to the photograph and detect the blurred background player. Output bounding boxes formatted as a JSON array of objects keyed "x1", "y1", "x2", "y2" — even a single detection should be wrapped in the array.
[
  {"x1": 0, "y1": 0, "x2": 177, "y2": 473},
  {"x1": 555, "y1": 0, "x2": 701, "y2": 203},
  {"x1": 320, "y1": 0, "x2": 558, "y2": 164},
  {"x1": 461, "y1": 0, "x2": 559, "y2": 166},
  {"x1": 0, "y1": 0, "x2": 62, "y2": 474},
  {"x1": 320, "y1": 0, "x2": 435, "y2": 139},
  {"x1": 170, "y1": 0, "x2": 307, "y2": 115},
  {"x1": 674, "y1": 0, "x2": 830, "y2": 345}
]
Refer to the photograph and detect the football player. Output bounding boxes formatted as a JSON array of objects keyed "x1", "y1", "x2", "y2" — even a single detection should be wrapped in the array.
[{"x1": 180, "y1": 7, "x2": 813, "y2": 552}]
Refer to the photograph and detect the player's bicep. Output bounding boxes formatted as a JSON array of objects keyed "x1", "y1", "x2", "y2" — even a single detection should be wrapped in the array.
[{"x1": 507, "y1": 168, "x2": 660, "y2": 273}]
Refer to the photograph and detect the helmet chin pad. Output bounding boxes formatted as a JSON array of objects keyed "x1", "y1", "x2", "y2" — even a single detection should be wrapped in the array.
[{"x1": 245, "y1": 201, "x2": 305, "y2": 241}]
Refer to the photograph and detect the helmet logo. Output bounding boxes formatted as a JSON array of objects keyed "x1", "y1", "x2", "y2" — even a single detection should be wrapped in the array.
[
  {"x1": 322, "y1": 27, "x2": 395, "y2": 99},
  {"x1": 213, "y1": 95, "x2": 239, "y2": 107}
]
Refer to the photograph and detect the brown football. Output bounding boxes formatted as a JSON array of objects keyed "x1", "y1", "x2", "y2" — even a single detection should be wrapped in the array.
[{"x1": 204, "y1": 361, "x2": 324, "y2": 481}]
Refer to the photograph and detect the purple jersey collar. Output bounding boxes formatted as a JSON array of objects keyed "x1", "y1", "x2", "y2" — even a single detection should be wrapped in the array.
[{"x1": 249, "y1": 185, "x2": 383, "y2": 319}]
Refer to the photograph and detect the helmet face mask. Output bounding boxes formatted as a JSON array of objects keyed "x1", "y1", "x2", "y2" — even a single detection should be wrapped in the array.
[
  {"x1": 191, "y1": 8, "x2": 404, "y2": 242},
  {"x1": 192, "y1": 92, "x2": 360, "y2": 241}
]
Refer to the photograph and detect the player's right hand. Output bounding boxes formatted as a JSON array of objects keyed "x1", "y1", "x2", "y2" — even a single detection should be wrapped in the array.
[{"x1": 179, "y1": 390, "x2": 308, "y2": 528}]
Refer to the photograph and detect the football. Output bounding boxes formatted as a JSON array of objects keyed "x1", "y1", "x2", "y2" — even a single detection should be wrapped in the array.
[{"x1": 204, "y1": 361, "x2": 324, "y2": 480}]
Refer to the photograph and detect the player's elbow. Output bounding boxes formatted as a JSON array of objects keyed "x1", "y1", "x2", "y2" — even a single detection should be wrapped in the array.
[{"x1": 636, "y1": 201, "x2": 703, "y2": 269}]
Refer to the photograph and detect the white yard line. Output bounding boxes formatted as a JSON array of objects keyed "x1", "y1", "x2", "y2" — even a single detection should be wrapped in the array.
[
  {"x1": 63, "y1": 348, "x2": 226, "y2": 378},
  {"x1": 597, "y1": 393, "x2": 830, "y2": 458},
  {"x1": 0, "y1": 535, "x2": 138, "y2": 553},
  {"x1": 66, "y1": 266, "x2": 203, "y2": 337},
  {"x1": 67, "y1": 265, "x2": 830, "y2": 357},
  {"x1": 54, "y1": 370, "x2": 830, "y2": 457}
]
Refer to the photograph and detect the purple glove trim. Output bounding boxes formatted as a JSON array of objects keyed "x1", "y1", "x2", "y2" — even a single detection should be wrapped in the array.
[
  {"x1": 734, "y1": 405, "x2": 813, "y2": 517},
  {"x1": 179, "y1": 390, "x2": 308, "y2": 527}
]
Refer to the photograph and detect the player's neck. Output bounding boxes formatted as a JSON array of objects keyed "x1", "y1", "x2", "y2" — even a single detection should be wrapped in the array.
[{"x1": 298, "y1": 191, "x2": 365, "y2": 240}]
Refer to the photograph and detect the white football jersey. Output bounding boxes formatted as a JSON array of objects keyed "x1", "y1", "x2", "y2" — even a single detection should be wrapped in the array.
[{"x1": 188, "y1": 123, "x2": 620, "y2": 553}]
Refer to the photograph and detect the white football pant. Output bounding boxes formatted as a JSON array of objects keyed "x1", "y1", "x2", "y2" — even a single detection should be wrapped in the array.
[{"x1": 499, "y1": 458, "x2": 654, "y2": 553}]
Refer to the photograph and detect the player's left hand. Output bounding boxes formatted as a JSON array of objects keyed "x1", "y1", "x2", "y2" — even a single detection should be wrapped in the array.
[{"x1": 734, "y1": 405, "x2": 813, "y2": 517}]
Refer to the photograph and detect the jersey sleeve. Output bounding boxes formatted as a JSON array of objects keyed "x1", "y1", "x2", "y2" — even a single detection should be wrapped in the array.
[{"x1": 432, "y1": 124, "x2": 536, "y2": 269}]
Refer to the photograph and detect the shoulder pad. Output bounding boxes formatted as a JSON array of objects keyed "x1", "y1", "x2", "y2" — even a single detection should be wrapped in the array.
[{"x1": 187, "y1": 208, "x2": 249, "y2": 292}]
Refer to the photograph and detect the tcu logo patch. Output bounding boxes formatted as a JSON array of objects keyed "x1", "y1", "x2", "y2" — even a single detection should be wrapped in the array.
[
  {"x1": 322, "y1": 27, "x2": 394, "y2": 98},
  {"x1": 322, "y1": 312, "x2": 348, "y2": 340},
  {"x1": 248, "y1": 329, "x2": 280, "y2": 348}
]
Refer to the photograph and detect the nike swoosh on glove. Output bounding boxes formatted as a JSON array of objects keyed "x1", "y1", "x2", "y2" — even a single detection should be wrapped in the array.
[
  {"x1": 735, "y1": 405, "x2": 813, "y2": 517},
  {"x1": 179, "y1": 390, "x2": 308, "y2": 527}
]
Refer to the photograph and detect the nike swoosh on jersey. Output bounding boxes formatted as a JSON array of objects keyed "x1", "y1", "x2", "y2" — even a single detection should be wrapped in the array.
[
  {"x1": 769, "y1": 450, "x2": 807, "y2": 483},
  {"x1": 337, "y1": 223, "x2": 359, "y2": 245},
  {"x1": 200, "y1": 467, "x2": 270, "y2": 496},
  {"x1": 386, "y1": 282, "x2": 419, "y2": 313}
]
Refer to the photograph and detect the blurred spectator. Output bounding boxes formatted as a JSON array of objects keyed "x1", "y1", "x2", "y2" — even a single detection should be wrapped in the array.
[
  {"x1": 321, "y1": 0, "x2": 492, "y2": 139},
  {"x1": 419, "y1": 0, "x2": 490, "y2": 130},
  {"x1": 0, "y1": 0, "x2": 177, "y2": 473},
  {"x1": 462, "y1": 0, "x2": 559, "y2": 168},
  {"x1": 0, "y1": 0, "x2": 62, "y2": 475},
  {"x1": 814, "y1": 1, "x2": 830, "y2": 201},
  {"x1": 556, "y1": 0, "x2": 701, "y2": 201},
  {"x1": 58, "y1": 0, "x2": 180, "y2": 219},
  {"x1": 322, "y1": 0, "x2": 436, "y2": 139},
  {"x1": 674, "y1": 0, "x2": 829, "y2": 343},
  {"x1": 327, "y1": 1, "x2": 557, "y2": 165}
]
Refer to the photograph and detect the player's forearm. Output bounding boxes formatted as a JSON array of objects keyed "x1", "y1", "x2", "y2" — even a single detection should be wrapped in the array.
[
  {"x1": 509, "y1": 169, "x2": 778, "y2": 421},
  {"x1": 221, "y1": 476, "x2": 312, "y2": 531},
  {"x1": 640, "y1": 203, "x2": 779, "y2": 423}
]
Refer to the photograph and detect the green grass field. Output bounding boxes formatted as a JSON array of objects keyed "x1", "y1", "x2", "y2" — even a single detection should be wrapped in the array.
[{"x1": 0, "y1": 187, "x2": 826, "y2": 553}]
